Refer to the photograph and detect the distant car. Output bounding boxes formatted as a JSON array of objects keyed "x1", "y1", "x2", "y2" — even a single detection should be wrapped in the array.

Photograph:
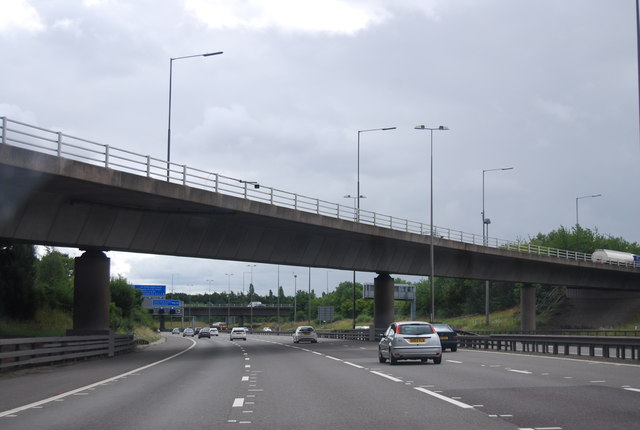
[
  {"x1": 247, "y1": 301, "x2": 265, "y2": 307},
  {"x1": 210, "y1": 328, "x2": 219, "y2": 336},
  {"x1": 293, "y1": 326, "x2": 318, "y2": 343},
  {"x1": 263, "y1": 327, "x2": 272, "y2": 332},
  {"x1": 182, "y1": 328, "x2": 195, "y2": 337},
  {"x1": 378, "y1": 321, "x2": 442, "y2": 365},
  {"x1": 172, "y1": 328, "x2": 180, "y2": 335},
  {"x1": 230, "y1": 327, "x2": 247, "y2": 341},
  {"x1": 194, "y1": 327, "x2": 202, "y2": 335},
  {"x1": 198, "y1": 328, "x2": 212, "y2": 338},
  {"x1": 431, "y1": 323, "x2": 459, "y2": 352}
]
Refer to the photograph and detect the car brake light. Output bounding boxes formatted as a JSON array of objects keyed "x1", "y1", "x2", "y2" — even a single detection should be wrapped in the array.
[
  {"x1": 430, "y1": 325, "x2": 436, "y2": 334},
  {"x1": 396, "y1": 325, "x2": 402, "y2": 334}
]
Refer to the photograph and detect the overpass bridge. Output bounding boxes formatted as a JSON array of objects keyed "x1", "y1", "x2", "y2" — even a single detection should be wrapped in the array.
[{"x1": 1, "y1": 117, "x2": 639, "y2": 333}]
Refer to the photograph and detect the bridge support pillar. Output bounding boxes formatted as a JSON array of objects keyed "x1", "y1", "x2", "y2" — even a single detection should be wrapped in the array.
[
  {"x1": 374, "y1": 273, "x2": 394, "y2": 330},
  {"x1": 520, "y1": 283, "x2": 536, "y2": 331},
  {"x1": 67, "y1": 249, "x2": 111, "y2": 335}
]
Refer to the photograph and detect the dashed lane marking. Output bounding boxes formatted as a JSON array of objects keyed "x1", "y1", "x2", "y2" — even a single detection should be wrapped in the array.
[
  {"x1": 370, "y1": 371, "x2": 403, "y2": 383},
  {"x1": 414, "y1": 387, "x2": 474, "y2": 409}
]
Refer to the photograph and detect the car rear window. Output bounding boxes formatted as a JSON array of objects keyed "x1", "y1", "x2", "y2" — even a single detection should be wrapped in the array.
[{"x1": 398, "y1": 324, "x2": 433, "y2": 335}]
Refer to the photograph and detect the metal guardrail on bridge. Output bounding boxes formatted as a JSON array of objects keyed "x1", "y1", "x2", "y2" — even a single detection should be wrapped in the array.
[{"x1": 2, "y1": 116, "x2": 638, "y2": 269}]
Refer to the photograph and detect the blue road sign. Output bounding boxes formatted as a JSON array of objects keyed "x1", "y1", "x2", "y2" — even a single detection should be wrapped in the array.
[
  {"x1": 134, "y1": 285, "x2": 166, "y2": 297},
  {"x1": 152, "y1": 299, "x2": 181, "y2": 307}
]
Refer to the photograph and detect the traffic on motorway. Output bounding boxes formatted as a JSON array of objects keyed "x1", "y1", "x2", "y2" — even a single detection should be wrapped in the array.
[{"x1": 1, "y1": 322, "x2": 637, "y2": 430}]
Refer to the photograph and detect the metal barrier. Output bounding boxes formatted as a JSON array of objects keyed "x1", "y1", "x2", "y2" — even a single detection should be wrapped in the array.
[
  {"x1": 0, "y1": 334, "x2": 136, "y2": 372},
  {"x1": 250, "y1": 328, "x2": 383, "y2": 342},
  {"x1": 1, "y1": 116, "x2": 638, "y2": 270},
  {"x1": 459, "y1": 334, "x2": 640, "y2": 361}
]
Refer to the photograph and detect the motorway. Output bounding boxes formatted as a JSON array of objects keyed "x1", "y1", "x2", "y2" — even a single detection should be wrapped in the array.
[{"x1": 0, "y1": 334, "x2": 638, "y2": 430}]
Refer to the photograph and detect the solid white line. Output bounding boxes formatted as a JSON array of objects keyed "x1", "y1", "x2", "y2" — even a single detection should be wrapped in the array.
[
  {"x1": 370, "y1": 371, "x2": 403, "y2": 382},
  {"x1": 232, "y1": 398, "x2": 245, "y2": 408},
  {"x1": 414, "y1": 387, "x2": 474, "y2": 409},
  {"x1": 0, "y1": 337, "x2": 198, "y2": 418},
  {"x1": 624, "y1": 387, "x2": 640, "y2": 393}
]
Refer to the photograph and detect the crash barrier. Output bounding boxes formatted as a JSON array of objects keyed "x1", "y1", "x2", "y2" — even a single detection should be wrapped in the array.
[
  {"x1": 0, "y1": 334, "x2": 136, "y2": 372},
  {"x1": 251, "y1": 328, "x2": 384, "y2": 342},
  {"x1": 459, "y1": 334, "x2": 640, "y2": 361}
]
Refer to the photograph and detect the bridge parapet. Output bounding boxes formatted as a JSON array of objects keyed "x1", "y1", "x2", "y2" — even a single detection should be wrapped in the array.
[{"x1": 3, "y1": 116, "x2": 635, "y2": 269}]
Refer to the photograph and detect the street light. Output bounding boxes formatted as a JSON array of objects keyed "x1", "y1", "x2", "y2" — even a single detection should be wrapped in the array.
[
  {"x1": 353, "y1": 126, "x2": 396, "y2": 329},
  {"x1": 414, "y1": 125, "x2": 449, "y2": 323},
  {"x1": 225, "y1": 273, "x2": 234, "y2": 326},
  {"x1": 576, "y1": 194, "x2": 602, "y2": 227},
  {"x1": 206, "y1": 279, "x2": 214, "y2": 324},
  {"x1": 481, "y1": 167, "x2": 514, "y2": 326},
  {"x1": 166, "y1": 50, "x2": 223, "y2": 181},
  {"x1": 248, "y1": 264, "x2": 256, "y2": 329},
  {"x1": 293, "y1": 273, "x2": 297, "y2": 323}
]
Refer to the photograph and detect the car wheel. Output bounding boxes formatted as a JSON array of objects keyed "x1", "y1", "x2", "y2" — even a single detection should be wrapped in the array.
[
  {"x1": 389, "y1": 348, "x2": 397, "y2": 365},
  {"x1": 451, "y1": 346, "x2": 457, "y2": 352},
  {"x1": 378, "y1": 348, "x2": 386, "y2": 363},
  {"x1": 433, "y1": 356, "x2": 442, "y2": 364}
]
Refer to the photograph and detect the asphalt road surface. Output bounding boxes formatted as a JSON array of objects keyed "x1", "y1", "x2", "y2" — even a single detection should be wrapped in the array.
[{"x1": 1, "y1": 333, "x2": 638, "y2": 429}]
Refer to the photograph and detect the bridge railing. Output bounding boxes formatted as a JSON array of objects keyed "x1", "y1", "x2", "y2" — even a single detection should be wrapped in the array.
[{"x1": 2, "y1": 116, "x2": 637, "y2": 269}]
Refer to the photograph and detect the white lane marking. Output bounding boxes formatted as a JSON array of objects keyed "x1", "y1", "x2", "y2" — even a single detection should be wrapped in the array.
[
  {"x1": 232, "y1": 398, "x2": 245, "y2": 408},
  {"x1": 507, "y1": 369, "x2": 532, "y2": 374},
  {"x1": 311, "y1": 351, "x2": 323, "y2": 355},
  {"x1": 0, "y1": 337, "x2": 198, "y2": 418},
  {"x1": 414, "y1": 387, "x2": 474, "y2": 409},
  {"x1": 325, "y1": 355, "x2": 341, "y2": 361},
  {"x1": 242, "y1": 376, "x2": 250, "y2": 382},
  {"x1": 624, "y1": 387, "x2": 640, "y2": 393},
  {"x1": 447, "y1": 360, "x2": 463, "y2": 364},
  {"x1": 344, "y1": 361, "x2": 364, "y2": 369},
  {"x1": 590, "y1": 380, "x2": 605, "y2": 383},
  {"x1": 370, "y1": 371, "x2": 403, "y2": 382},
  {"x1": 245, "y1": 365, "x2": 251, "y2": 368}
]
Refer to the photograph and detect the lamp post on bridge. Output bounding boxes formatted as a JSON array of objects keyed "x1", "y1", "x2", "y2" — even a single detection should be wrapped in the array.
[
  {"x1": 575, "y1": 194, "x2": 602, "y2": 227},
  {"x1": 414, "y1": 125, "x2": 449, "y2": 323},
  {"x1": 166, "y1": 51, "x2": 223, "y2": 181},
  {"x1": 482, "y1": 167, "x2": 513, "y2": 326}
]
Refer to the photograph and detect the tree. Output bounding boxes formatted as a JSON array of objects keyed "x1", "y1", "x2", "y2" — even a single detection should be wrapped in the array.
[
  {"x1": 35, "y1": 248, "x2": 74, "y2": 311},
  {"x1": 0, "y1": 243, "x2": 38, "y2": 320}
]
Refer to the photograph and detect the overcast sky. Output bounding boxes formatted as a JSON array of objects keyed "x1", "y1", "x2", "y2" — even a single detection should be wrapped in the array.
[{"x1": 2, "y1": 0, "x2": 639, "y2": 297}]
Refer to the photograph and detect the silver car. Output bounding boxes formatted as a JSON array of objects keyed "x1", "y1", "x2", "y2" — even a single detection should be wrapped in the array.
[
  {"x1": 230, "y1": 327, "x2": 247, "y2": 341},
  {"x1": 293, "y1": 326, "x2": 318, "y2": 343},
  {"x1": 378, "y1": 321, "x2": 442, "y2": 365}
]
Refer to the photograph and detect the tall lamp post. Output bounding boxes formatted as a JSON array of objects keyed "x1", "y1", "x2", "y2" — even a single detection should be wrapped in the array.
[
  {"x1": 206, "y1": 279, "x2": 214, "y2": 324},
  {"x1": 576, "y1": 194, "x2": 602, "y2": 227},
  {"x1": 247, "y1": 264, "x2": 256, "y2": 329},
  {"x1": 482, "y1": 167, "x2": 513, "y2": 326},
  {"x1": 414, "y1": 125, "x2": 449, "y2": 322},
  {"x1": 293, "y1": 273, "x2": 297, "y2": 323},
  {"x1": 167, "y1": 51, "x2": 223, "y2": 181},
  {"x1": 225, "y1": 273, "x2": 233, "y2": 327},
  {"x1": 353, "y1": 127, "x2": 396, "y2": 329}
]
